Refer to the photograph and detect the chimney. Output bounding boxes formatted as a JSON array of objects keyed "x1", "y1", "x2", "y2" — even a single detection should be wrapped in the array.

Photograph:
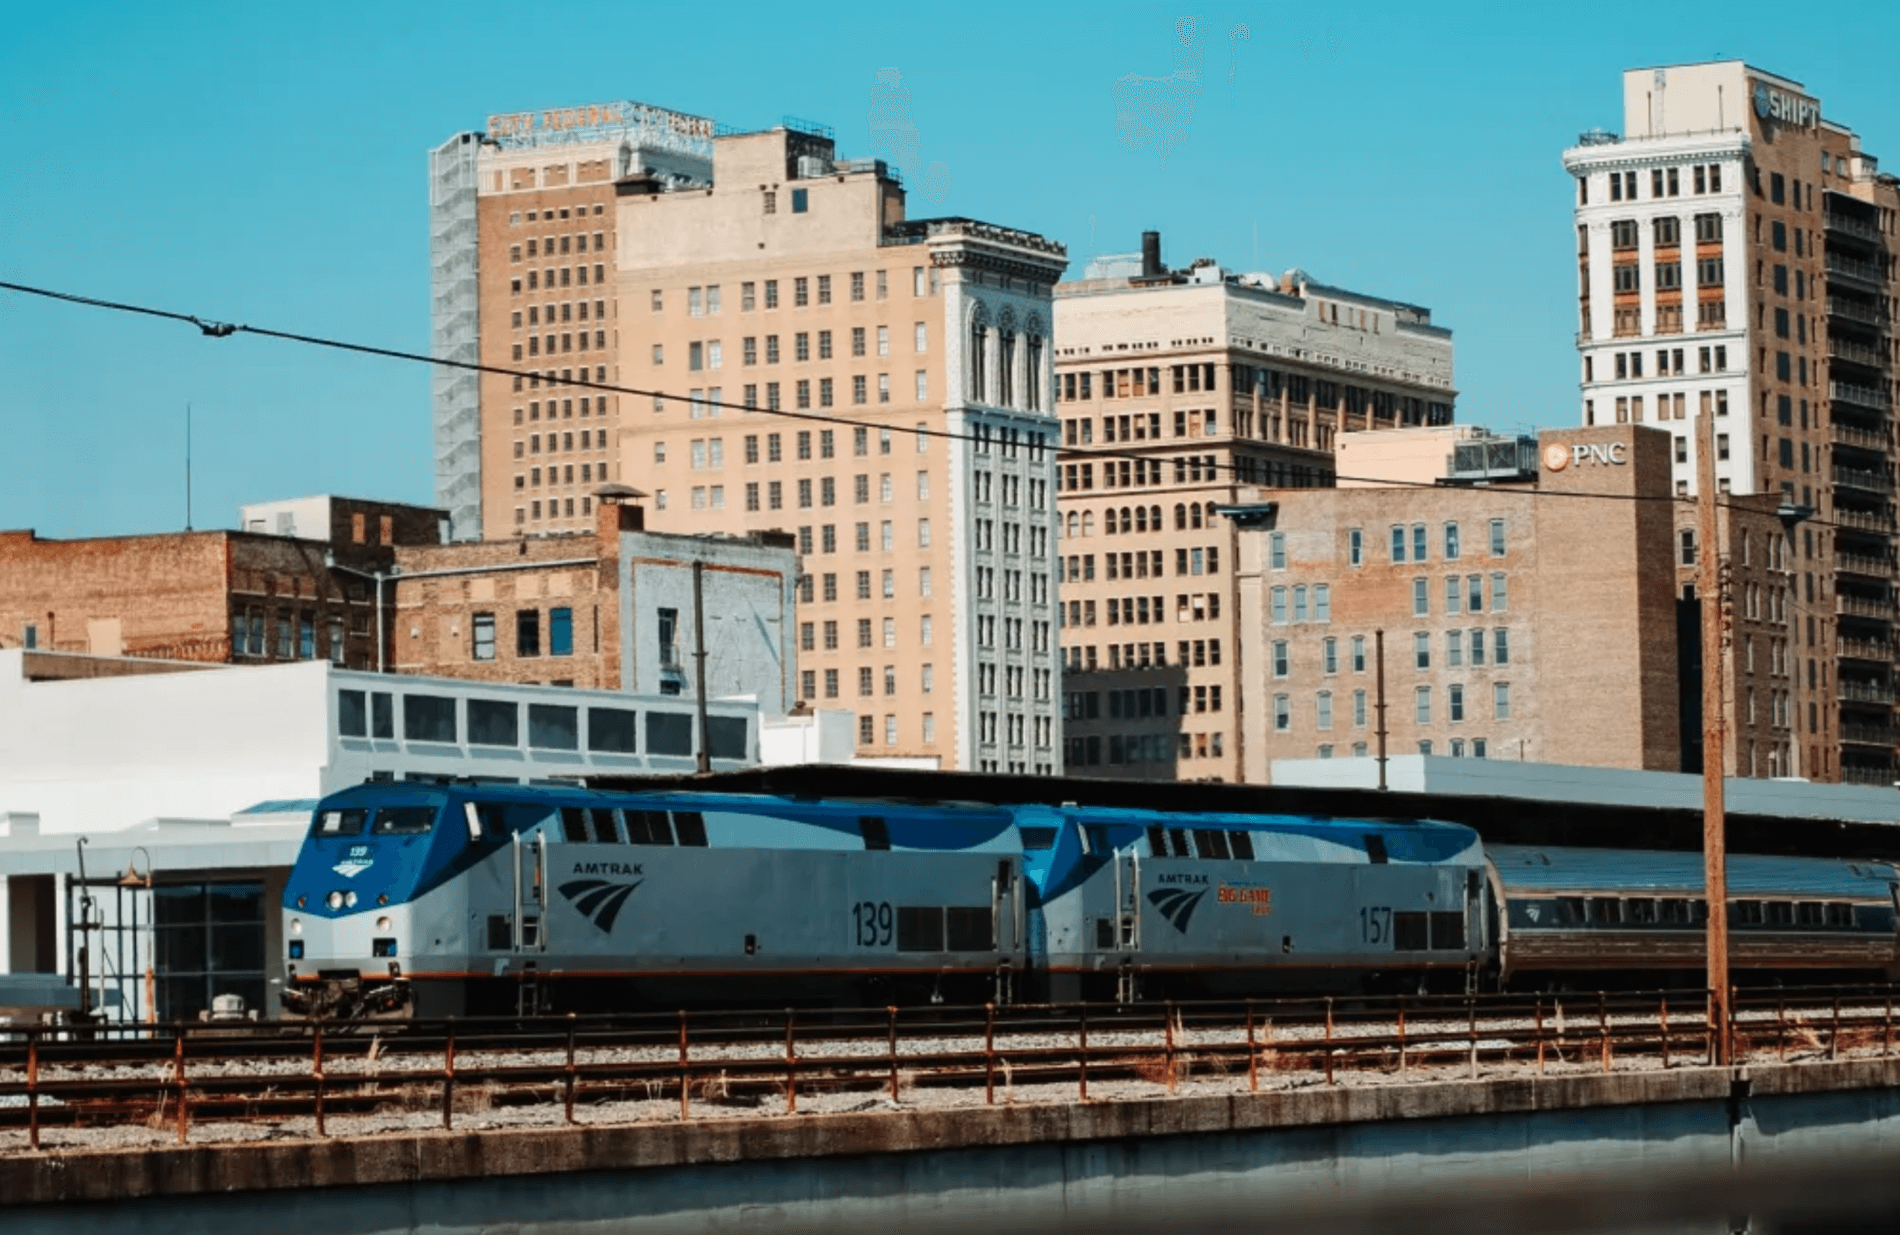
[{"x1": 1140, "y1": 230, "x2": 1162, "y2": 278}]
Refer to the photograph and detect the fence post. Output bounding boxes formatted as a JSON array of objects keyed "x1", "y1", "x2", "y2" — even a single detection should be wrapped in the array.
[
  {"x1": 1164, "y1": 1001, "x2": 1177, "y2": 1093},
  {"x1": 175, "y1": 1029, "x2": 190, "y2": 1145},
  {"x1": 1598, "y1": 992, "x2": 1610, "y2": 1073},
  {"x1": 1659, "y1": 996, "x2": 1671, "y2": 1070},
  {"x1": 1324, "y1": 997, "x2": 1335, "y2": 1086},
  {"x1": 565, "y1": 1013, "x2": 578, "y2": 1124},
  {"x1": 1535, "y1": 997, "x2": 1546, "y2": 1075},
  {"x1": 1831, "y1": 996, "x2": 1842, "y2": 1062},
  {"x1": 442, "y1": 1019, "x2": 456, "y2": 1131},
  {"x1": 1078, "y1": 1004, "x2": 1089, "y2": 1102},
  {"x1": 1246, "y1": 1005, "x2": 1258, "y2": 1093},
  {"x1": 1777, "y1": 996, "x2": 1787, "y2": 1062},
  {"x1": 680, "y1": 1010, "x2": 694, "y2": 1121},
  {"x1": 26, "y1": 1030, "x2": 39, "y2": 1152},
  {"x1": 780, "y1": 1010, "x2": 794, "y2": 1117},
  {"x1": 984, "y1": 1003, "x2": 996, "y2": 1106},
  {"x1": 1396, "y1": 999, "x2": 1407, "y2": 1074},
  {"x1": 888, "y1": 1006, "x2": 900, "y2": 1104},
  {"x1": 1467, "y1": 998, "x2": 1478, "y2": 1080},
  {"x1": 311, "y1": 1025, "x2": 325, "y2": 1138}
]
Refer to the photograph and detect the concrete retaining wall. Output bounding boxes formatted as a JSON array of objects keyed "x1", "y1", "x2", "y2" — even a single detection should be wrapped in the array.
[{"x1": 6, "y1": 1060, "x2": 1900, "y2": 1233}]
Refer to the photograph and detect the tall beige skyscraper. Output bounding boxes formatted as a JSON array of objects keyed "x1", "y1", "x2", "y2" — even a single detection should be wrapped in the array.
[
  {"x1": 433, "y1": 106, "x2": 1068, "y2": 771},
  {"x1": 1051, "y1": 234, "x2": 1457, "y2": 781}
]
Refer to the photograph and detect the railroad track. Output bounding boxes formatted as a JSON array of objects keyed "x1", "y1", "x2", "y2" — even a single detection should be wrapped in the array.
[{"x1": 5, "y1": 984, "x2": 1899, "y2": 1150}]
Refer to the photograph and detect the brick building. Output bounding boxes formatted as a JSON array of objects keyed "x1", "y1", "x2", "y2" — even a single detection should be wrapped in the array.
[
  {"x1": 1197, "y1": 423, "x2": 1797, "y2": 781},
  {"x1": 1564, "y1": 61, "x2": 1900, "y2": 784},
  {"x1": 0, "y1": 496, "x2": 442, "y2": 668},
  {"x1": 389, "y1": 496, "x2": 797, "y2": 714},
  {"x1": 1052, "y1": 235, "x2": 1457, "y2": 780}
]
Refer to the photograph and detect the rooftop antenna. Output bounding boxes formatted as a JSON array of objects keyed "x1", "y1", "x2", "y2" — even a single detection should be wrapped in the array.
[{"x1": 184, "y1": 402, "x2": 193, "y2": 532}]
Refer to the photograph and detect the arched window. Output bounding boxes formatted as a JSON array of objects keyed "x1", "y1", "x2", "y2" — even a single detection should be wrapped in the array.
[
  {"x1": 1190, "y1": 504, "x2": 1203, "y2": 529},
  {"x1": 1203, "y1": 501, "x2": 1218, "y2": 525},
  {"x1": 1151, "y1": 505, "x2": 1162, "y2": 529},
  {"x1": 1066, "y1": 511, "x2": 1079, "y2": 537},
  {"x1": 1083, "y1": 511, "x2": 1095, "y2": 536},
  {"x1": 998, "y1": 326, "x2": 1016, "y2": 408},
  {"x1": 1026, "y1": 335, "x2": 1044, "y2": 410},
  {"x1": 969, "y1": 309, "x2": 988, "y2": 404},
  {"x1": 1135, "y1": 506, "x2": 1148, "y2": 533},
  {"x1": 1174, "y1": 503, "x2": 1187, "y2": 530},
  {"x1": 1121, "y1": 506, "x2": 1132, "y2": 533}
]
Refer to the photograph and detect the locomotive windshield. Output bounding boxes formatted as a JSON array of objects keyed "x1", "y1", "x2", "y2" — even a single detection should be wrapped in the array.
[
  {"x1": 371, "y1": 806, "x2": 438, "y2": 835},
  {"x1": 309, "y1": 805, "x2": 437, "y2": 838}
]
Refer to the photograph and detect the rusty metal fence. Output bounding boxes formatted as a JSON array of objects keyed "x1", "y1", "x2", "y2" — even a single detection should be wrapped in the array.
[{"x1": 5, "y1": 984, "x2": 1899, "y2": 1149}]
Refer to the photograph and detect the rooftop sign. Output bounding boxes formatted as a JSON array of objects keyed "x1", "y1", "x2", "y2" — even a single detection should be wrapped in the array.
[
  {"x1": 1753, "y1": 81, "x2": 1820, "y2": 130},
  {"x1": 484, "y1": 101, "x2": 715, "y2": 153}
]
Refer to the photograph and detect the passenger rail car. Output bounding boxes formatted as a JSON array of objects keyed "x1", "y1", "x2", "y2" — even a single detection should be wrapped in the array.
[
  {"x1": 283, "y1": 783, "x2": 1026, "y2": 1018},
  {"x1": 1488, "y1": 845, "x2": 1900, "y2": 985},
  {"x1": 1022, "y1": 806, "x2": 1488, "y2": 1000}
]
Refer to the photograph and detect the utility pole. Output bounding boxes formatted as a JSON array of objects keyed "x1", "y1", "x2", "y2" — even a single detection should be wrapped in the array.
[
  {"x1": 1697, "y1": 407, "x2": 1731, "y2": 1066},
  {"x1": 1374, "y1": 629, "x2": 1389, "y2": 791},
  {"x1": 692, "y1": 560, "x2": 711, "y2": 775}
]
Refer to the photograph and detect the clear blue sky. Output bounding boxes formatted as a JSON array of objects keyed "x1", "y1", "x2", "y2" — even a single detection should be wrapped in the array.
[{"x1": 4, "y1": 1, "x2": 1896, "y2": 539}]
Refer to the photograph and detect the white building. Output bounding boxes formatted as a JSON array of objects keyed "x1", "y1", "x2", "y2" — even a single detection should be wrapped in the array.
[{"x1": 0, "y1": 650, "x2": 762, "y2": 1020}]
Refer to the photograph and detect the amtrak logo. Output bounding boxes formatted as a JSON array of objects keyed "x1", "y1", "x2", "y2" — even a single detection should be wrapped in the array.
[
  {"x1": 1148, "y1": 886, "x2": 1209, "y2": 934},
  {"x1": 559, "y1": 878, "x2": 642, "y2": 932},
  {"x1": 332, "y1": 859, "x2": 372, "y2": 878},
  {"x1": 1526, "y1": 904, "x2": 1542, "y2": 923}
]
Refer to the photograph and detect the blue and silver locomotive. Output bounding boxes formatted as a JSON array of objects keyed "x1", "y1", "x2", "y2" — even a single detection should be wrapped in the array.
[{"x1": 281, "y1": 780, "x2": 1900, "y2": 1018}]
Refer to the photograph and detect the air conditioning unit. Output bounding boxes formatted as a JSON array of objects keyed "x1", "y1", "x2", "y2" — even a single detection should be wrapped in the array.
[{"x1": 796, "y1": 155, "x2": 831, "y2": 178}]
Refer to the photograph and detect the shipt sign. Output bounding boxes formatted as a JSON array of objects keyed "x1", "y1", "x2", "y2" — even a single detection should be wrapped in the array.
[{"x1": 1754, "y1": 81, "x2": 1820, "y2": 130}]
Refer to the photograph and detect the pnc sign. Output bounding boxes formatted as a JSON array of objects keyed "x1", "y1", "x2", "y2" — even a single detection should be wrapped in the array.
[
  {"x1": 1542, "y1": 441, "x2": 1627, "y2": 471},
  {"x1": 1753, "y1": 81, "x2": 1820, "y2": 130}
]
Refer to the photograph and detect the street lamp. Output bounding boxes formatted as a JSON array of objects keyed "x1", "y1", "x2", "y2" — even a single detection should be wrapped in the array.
[{"x1": 119, "y1": 846, "x2": 155, "y2": 1025}]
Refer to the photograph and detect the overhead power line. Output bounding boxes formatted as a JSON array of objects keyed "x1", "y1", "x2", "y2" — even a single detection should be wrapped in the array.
[{"x1": 0, "y1": 277, "x2": 1855, "y2": 532}]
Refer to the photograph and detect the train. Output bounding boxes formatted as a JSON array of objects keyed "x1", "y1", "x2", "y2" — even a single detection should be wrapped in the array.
[{"x1": 280, "y1": 780, "x2": 1900, "y2": 1019}]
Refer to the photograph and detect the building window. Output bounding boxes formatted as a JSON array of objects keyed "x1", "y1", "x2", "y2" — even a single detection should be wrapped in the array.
[
  {"x1": 1414, "y1": 631, "x2": 1430, "y2": 670},
  {"x1": 549, "y1": 607, "x2": 573, "y2": 657},
  {"x1": 517, "y1": 610, "x2": 541, "y2": 657},
  {"x1": 1414, "y1": 686, "x2": 1432, "y2": 725},
  {"x1": 472, "y1": 613, "x2": 496, "y2": 662},
  {"x1": 1448, "y1": 684, "x2": 1465, "y2": 723},
  {"x1": 792, "y1": 188, "x2": 809, "y2": 214},
  {"x1": 1413, "y1": 578, "x2": 1429, "y2": 617},
  {"x1": 1494, "y1": 681, "x2": 1511, "y2": 720},
  {"x1": 1348, "y1": 527, "x2": 1363, "y2": 567},
  {"x1": 1273, "y1": 694, "x2": 1290, "y2": 732}
]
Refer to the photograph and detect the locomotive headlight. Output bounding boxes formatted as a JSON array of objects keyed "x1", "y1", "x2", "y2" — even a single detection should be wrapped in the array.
[
  {"x1": 326, "y1": 890, "x2": 345, "y2": 910},
  {"x1": 290, "y1": 918, "x2": 303, "y2": 936},
  {"x1": 376, "y1": 915, "x2": 392, "y2": 933},
  {"x1": 345, "y1": 890, "x2": 359, "y2": 909}
]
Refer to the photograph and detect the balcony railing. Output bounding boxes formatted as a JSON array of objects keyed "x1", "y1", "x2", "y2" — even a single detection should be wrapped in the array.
[
  {"x1": 1828, "y1": 337, "x2": 1889, "y2": 369},
  {"x1": 1841, "y1": 722, "x2": 1900, "y2": 748},
  {"x1": 1833, "y1": 465, "x2": 1895, "y2": 493},
  {"x1": 1833, "y1": 508, "x2": 1895, "y2": 536},
  {"x1": 1833, "y1": 381, "x2": 1893, "y2": 411},
  {"x1": 1839, "y1": 637, "x2": 1897, "y2": 661},
  {"x1": 1840, "y1": 763, "x2": 1898, "y2": 785},
  {"x1": 1837, "y1": 594, "x2": 1895, "y2": 620},
  {"x1": 1838, "y1": 552, "x2": 1897, "y2": 579},
  {"x1": 1828, "y1": 296, "x2": 1890, "y2": 328},
  {"x1": 1827, "y1": 253, "x2": 1887, "y2": 287},
  {"x1": 1830, "y1": 422, "x2": 1890, "y2": 451},
  {"x1": 1839, "y1": 680, "x2": 1897, "y2": 705},
  {"x1": 1826, "y1": 210, "x2": 1884, "y2": 244}
]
